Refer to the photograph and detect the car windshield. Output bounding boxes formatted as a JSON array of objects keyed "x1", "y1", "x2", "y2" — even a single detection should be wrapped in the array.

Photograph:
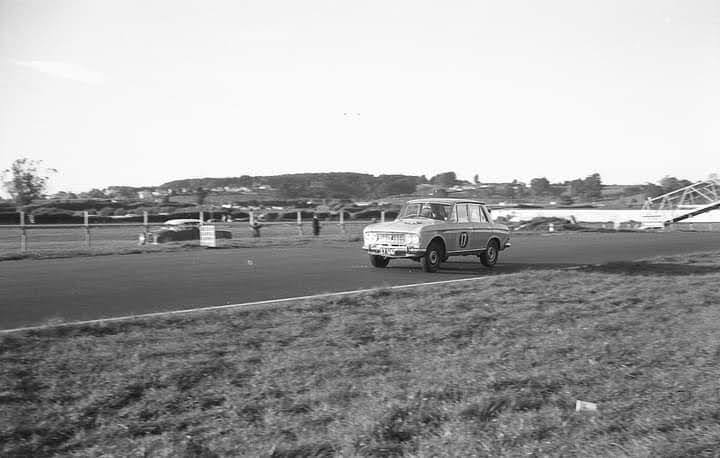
[{"x1": 399, "y1": 202, "x2": 452, "y2": 221}]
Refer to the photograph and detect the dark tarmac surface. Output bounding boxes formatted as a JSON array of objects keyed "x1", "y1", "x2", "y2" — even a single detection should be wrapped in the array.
[{"x1": 2, "y1": 231, "x2": 720, "y2": 330}]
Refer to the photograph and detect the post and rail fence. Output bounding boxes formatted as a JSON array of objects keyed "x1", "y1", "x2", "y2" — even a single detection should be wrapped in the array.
[{"x1": 0, "y1": 208, "x2": 387, "y2": 253}]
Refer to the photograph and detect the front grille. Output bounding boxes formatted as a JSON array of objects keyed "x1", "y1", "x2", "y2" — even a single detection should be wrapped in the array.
[{"x1": 376, "y1": 233, "x2": 405, "y2": 245}]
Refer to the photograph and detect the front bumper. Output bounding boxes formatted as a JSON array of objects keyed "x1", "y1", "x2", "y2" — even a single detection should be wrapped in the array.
[{"x1": 365, "y1": 244, "x2": 425, "y2": 258}]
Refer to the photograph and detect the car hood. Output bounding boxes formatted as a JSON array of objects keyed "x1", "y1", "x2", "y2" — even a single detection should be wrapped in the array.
[{"x1": 364, "y1": 219, "x2": 439, "y2": 233}]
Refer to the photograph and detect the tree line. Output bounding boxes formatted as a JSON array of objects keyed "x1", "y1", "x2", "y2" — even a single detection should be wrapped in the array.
[{"x1": 1, "y1": 157, "x2": 709, "y2": 208}]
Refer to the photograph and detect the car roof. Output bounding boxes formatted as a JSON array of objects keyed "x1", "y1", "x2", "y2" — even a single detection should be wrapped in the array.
[
  {"x1": 164, "y1": 219, "x2": 201, "y2": 225},
  {"x1": 406, "y1": 198, "x2": 486, "y2": 205}
]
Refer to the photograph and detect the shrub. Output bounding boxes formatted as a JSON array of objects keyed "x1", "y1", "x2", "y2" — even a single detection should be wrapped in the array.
[
  {"x1": 98, "y1": 207, "x2": 115, "y2": 217},
  {"x1": 29, "y1": 207, "x2": 81, "y2": 224},
  {"x1": 230, "y1": 211, "x2": 249, "y2": 220}
]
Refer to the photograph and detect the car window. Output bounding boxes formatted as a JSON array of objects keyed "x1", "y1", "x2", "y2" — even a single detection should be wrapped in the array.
[
  {"x1": 427, "y1": 203, "x2": 451, "y2": 220},
  {"x1": 468, "y1": 204, "x2": 481, "y2": 223},
  {"x1": 401, "y1": 203, "x2": 452, "y2": 220},
  {"x1": 456, "y1": 204, "x2": 469, "y2": 223},
  {"x1": 481, "y1": 206, "x2": 492, "y2": 222},
  {"x1": 469, "y1": 204, "x2": 488, "y2": 223},
  {"x1": 399, "y1": 203, "x2": 420, "y2": 218}
]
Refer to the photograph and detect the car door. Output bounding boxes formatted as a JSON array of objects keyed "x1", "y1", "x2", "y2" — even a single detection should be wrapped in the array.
[
  {"x1": 468, "y1": 203, "x2": 492, "y2": 250},
  {"x1": 445, "y1": 203, "x2": 474, "y2": 253}
]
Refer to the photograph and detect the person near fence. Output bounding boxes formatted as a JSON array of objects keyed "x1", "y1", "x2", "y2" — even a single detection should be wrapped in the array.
[
  {"x1": 250, "y1": 220, "x2": 262, "y2": 237},
  {"x1": 312, "y1": 214, "x2": 320, "y2": 236}
]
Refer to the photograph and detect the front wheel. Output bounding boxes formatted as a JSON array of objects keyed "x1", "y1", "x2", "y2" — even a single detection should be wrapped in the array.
[
  {"x1": 370, "y1": 255, "x2": 390, "y2": 268},
  {"x1": 421, "y1": 241, "x2": 443, "y2": 272},
  {"x1": 480, "y1": 239, "x2": 500, "y2": 267}
]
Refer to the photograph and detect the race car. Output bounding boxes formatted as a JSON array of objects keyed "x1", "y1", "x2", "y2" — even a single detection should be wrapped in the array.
[
  {"x1": 140, "y1": 219, "x2": 232, "y2": 244},
  {"x1": 362, "y1": 198, "x2": 511, "y2": 272}
]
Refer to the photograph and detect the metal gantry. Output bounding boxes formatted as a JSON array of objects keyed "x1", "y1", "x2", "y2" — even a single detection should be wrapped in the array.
[{"x1": 641, "y1": 177, "x2": 720, "y2": 226}]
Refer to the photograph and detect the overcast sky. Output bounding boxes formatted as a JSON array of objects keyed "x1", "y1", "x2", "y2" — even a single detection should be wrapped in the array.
[{"x1": 1, "y1": 0, "x2": 719, "y2": 194}]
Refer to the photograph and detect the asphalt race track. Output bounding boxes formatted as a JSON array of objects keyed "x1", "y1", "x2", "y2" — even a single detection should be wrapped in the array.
[{"x1": 2, "y1": 231, "x2": 720, "y2": 330}]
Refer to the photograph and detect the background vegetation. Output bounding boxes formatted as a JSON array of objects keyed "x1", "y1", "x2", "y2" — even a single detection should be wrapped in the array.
[{"x1": 1, "y1": 157, "x2": 704, "y2": 223}]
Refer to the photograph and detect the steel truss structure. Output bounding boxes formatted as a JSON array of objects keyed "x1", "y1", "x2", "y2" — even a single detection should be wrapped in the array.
[{"x1": 642, "y1": 178, "x2": 720, "y2": 226}]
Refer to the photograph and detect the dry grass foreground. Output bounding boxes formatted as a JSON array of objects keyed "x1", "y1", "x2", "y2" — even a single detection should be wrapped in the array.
[{"x1": 2, "y1": 253, "x2": 720, "y2": 456}]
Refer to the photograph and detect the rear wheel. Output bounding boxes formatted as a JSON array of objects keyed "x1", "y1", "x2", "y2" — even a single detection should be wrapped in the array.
[
  {"x1": 370, "y1": 255, "x2": 390, "y2": 268},
  {"x1": 480, "y1": 239, "x2": 499, "y2": 267},
  {"x1": 421, "y1": 241, "x2": 443, "y2": 272}
]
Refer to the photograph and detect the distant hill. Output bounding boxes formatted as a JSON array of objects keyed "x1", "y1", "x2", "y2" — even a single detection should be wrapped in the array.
[{"x1": 161, "y1": 173, "x2": 427, "y2": 199}]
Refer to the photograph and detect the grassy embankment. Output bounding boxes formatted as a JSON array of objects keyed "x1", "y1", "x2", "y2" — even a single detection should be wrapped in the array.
[
  {"x1": 0, "y1": 223, "x2": 365, "y2": 261},
  {"x1": 0, "y1": 221, "x2": 638, "y2": 262},
  {"x1": 2, "y1": 252, "x2": 720, "y2": 456}
]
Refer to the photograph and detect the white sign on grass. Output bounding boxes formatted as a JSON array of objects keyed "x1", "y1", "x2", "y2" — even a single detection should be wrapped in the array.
[{"x1": 200, "y1": 225, "x2": 216, "y2": 247}]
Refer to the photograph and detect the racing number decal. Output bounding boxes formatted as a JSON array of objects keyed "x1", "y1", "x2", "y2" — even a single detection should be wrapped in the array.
[{"x1": 459, "y1": 232, "x2": 469, "y2": 248}]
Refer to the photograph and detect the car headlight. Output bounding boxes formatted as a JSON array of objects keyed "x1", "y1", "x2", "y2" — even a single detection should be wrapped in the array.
[
  {"x1": 405, "y1": 233, "x2": 420, "y2": 247},
  {"x1": 364, "y1": 231, "x2": 378, "y2": 244}
]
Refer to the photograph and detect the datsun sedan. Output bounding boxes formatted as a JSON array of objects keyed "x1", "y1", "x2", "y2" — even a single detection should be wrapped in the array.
[
  {"x1": 362, "y1": 198, "x2": 511, "y2": 272},
  {"x1": 141, "y1": 219, "x2": 232, "y2": 244}
]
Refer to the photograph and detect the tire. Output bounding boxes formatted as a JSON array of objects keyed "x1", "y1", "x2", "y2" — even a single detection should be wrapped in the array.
[
  {"x1": 480, "y1": 239, "x2": 500, "y2": 267},
  {"x1": 421, "y1": 241, "x2": 443, "y2": 273},
  {"x1": 370, "y1": 255, "x2": 390, "y2": 268}
]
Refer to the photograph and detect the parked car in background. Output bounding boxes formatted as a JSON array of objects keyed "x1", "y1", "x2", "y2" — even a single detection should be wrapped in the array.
[
  {"x1": 139, "y1": 219, "x2": 232, "y2": 244},
  {"x1": 362, "y1": 198, "x2": 511, "y2": 272}
]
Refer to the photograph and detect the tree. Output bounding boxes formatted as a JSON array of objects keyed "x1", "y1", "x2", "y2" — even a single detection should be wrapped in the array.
[
  {"x1": 473, "y1": 174, "x2": 480, "y2": 185},
  {"x1": 376, "y1": 177, "x2": 417, "y2": 196},
  {"x1": 582, "y1": 173, "x2": 603, "y2": 199},
  {"x1": 86, "y1": 188, "x2": 107, "y2": 199},
  {"x1": 195, "y1": 187, "x2": 208, "y2": 205},
  {"x1": 511, "y1": 179, "x2": 528, "y2": 199},
  {"x1": 1, "y1": 158, "x2": 56, "y2": 207},
  {"x1": 567, "y1": 179, "x2": 585, "y2": 198},
  {"x1": 659, "y1": 176, "x2": 692, "y2": 194},
  {"x1": 530, "y1": 177, "x2": 551, "y2": 196},
  {"x1": 564, "y1": 173, "x2": 602, "y2": 201},
  {"x1": 430, "y1": 171, "x2": 457, "y2": 187},
  {"x1": 560, "y1": 194, "x2": 574, "y2": 205},
  {"x1": 98, "y1": 207, "x2": 115, "y2": 217}
]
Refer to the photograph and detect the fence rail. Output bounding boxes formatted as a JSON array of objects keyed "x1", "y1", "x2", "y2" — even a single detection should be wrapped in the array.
[{"x1": 0, "y1": 210, "x2": 383, "y2": 253}]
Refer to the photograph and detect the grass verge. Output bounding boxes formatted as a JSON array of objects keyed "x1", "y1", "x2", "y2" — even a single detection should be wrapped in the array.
[
  {"x1": 0, "y1": 234, "x2": 363, "y2": 262},
  {"x1": 2, "y1": 252, "x2": 720, "y2": 456}
]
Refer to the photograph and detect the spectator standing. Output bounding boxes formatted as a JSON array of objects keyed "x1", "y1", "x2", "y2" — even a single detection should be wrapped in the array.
[
  {"x1": 250, "y1": 220, "x2": 262, "y2": 237},
  {"x1": 312, "y1": 214, "x2": 320, "y2": 236}
]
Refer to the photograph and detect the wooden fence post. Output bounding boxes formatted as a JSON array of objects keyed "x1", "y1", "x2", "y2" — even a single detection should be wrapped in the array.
[
  {"x1": 339, "y1": 208, "x2": 345, "y2": 233},
  {"x1": 297, "y1": 211, "x2": 303, "y2": 235},
  {"x1": 20, "y1": 211, "x2": 27, "y2": 252},
  {"x1": 143, "y1": 211, "x2": 149, "y2": 240},
  {"x1": 84, "y1": 211, "x2": 91, "y2": 248},
  {"x1": 199, "y1": 211, "x2": 204, "y2": 225}
]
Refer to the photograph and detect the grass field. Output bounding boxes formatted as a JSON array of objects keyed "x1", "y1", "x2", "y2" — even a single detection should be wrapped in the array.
[
  {"x1": 0, "y1": 222, "x2": 367, "y2": 260},
  {"x1": 2, "y1": 252, "x2": 720, "y2": 456}
]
